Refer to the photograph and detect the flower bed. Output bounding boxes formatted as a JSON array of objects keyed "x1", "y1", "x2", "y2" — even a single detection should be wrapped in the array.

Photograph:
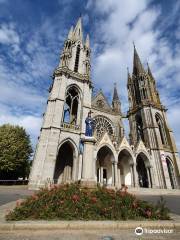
[{"x1": 6, "y1": 183, "x2": 170, "y2": 221}]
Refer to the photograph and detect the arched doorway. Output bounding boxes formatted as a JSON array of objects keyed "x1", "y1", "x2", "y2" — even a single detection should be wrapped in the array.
[
  {"x1": 118, "y1": 149, "x2": 134, "y2": 187},
  {"x1": 54, "y1": 141, "x2": 74, "y2": 184},
  {"x1": 136, "y1": 153, "x2": 152, "y2": 188},
  {"x1": 96, "y1": 146, "x2": 114, "y2": 186},
  {"x1": 166, "y1": 158, "x2": 176, "y2": 189}
]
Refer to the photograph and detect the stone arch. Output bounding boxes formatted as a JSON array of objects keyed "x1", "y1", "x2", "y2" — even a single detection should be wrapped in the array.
[
  {"x1": 66, "y1": 84, "x2": 82, "y2": 98},
  {"x1": 155, "y1": 112, "x2": 168, "y2": 145},
  {"x1": 118, "y1": 149, "x2": 134, "y2": 187},
  {"x1": 97, "y1": 142, "x2": 116, "y2": 157},
  {"x1": 58, "y1": 138, "x2": 78, "y2": 158},
  {"x1": 54, "y1": 139, "x2": 78, "y2": 184},
  {"x1": 166, "y1": 157, "x2": 176, "y2": 189},
  {"x1": 96, "y1": 145, "x2": 115, "y2": 186},
  {"x1": 136, "y1": 152, "x2": 152, "y2": 188},
  {"x1": 63, "y1": 85, "x2": 82, "y2": 126}
]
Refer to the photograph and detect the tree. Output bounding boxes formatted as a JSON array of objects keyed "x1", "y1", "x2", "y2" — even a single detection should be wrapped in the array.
[{"x1": 0, "y1": 124, "x2": 33, "y2": 180}]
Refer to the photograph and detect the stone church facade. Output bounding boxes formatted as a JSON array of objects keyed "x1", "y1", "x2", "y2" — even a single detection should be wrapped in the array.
[{"x1": 29, "y1": 18, "x2": 180, "y2": 190}]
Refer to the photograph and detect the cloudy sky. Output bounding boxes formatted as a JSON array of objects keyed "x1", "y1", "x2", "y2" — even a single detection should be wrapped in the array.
[{"x1": 0, "y1": 0, "x2": 180, "y2": 151}]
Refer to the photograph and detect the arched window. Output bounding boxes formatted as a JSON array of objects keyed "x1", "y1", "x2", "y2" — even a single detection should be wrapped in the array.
[
  {"x1": 136, "y1": 114, "x2": 144, "y2": 142},
  {"x1": 155, "y1": 114, "x2": 167, "y2": 145},
  {"x1": 63, "y1": 86, "x2": 79, "y2": 125},
  {"x1": 166, "y1": 158, "x2": 176, "y2": 189},
  {"x1": 74, "y1": 45, "x2": 80, "y2": 72}
]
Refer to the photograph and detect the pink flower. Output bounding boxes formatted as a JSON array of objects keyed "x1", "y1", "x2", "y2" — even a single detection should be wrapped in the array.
[
  {"x1": 146, "y1": 210, "x2": 152, "y2": 218},
  {"x1": 72, "y1": 194, "x2": 80, "y2": 202},
  {"x1": 91, "y1": 197, "x2": 97, "y2": 203},
  {"x1": 32, "y1": 194, "x2": 38, "y2": 200},
  {"x1": 132, "y1": 201, "x2": 138, "y2": 209}
]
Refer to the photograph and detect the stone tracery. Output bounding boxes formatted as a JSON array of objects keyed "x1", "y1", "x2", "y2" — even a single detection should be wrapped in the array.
[{"x1": 93, "y1": 116, "x2": 114, "y2": 140}]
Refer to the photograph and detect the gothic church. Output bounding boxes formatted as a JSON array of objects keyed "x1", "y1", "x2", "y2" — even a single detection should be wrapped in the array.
[{"x1": 29, "y1": 18, "x2": 180, "y2": 190}]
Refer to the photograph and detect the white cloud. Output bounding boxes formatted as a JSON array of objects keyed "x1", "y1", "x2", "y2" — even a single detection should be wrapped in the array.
[
  {"x1": 0, "y1": 23, "x2": 20, "y2": 53},
  {"x1": 90, "y1": 0, "x2": 180, "y2": 150},
  {"x1": 0, "y1": 113, "x2": 42, "y2": 147}
]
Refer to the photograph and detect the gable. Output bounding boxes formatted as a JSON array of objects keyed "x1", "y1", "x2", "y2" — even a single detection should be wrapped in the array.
[{"x1": 92, "y1": 91, "x2": 112, "y2": 111}]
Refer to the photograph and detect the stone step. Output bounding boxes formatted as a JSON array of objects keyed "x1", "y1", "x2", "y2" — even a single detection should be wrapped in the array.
[{"x1": 128, "y1": 187, "x2": 180, "y2": 195}]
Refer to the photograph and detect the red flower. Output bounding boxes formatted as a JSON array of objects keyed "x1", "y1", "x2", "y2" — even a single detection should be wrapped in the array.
[
  {"x1": 132, "y1": 201, "x2": 138, "y2": 209},
  {"x1": 16, "y1": 200, "x2": 24, "y2": 206},
  {"x1": 91, "y1": 197, "x2": 97, "y2": 203},
  {"x1": 32, "y1": 195, "x2": 38, "y2": 200},
  {"x1": 72, "y1": 194, "x2": 80, "y2": 202},
  {"x1": 146, "y1": 210, "x2": 152, "y2": 218}
]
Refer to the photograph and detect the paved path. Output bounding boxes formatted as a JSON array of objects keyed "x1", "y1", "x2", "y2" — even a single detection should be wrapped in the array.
[
  {"x1": 0, "y1": 186, "x2": 34, "y2": 206},
  {"x1": 137, "y1": 195, "x2": 180, "y2": 215},
  {"x1": 0, "y1": 229, "x2": 180, "y2": 240}
]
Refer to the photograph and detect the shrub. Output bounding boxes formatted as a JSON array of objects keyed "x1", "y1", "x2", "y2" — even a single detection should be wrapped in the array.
[{"x1": 6, "y1": 183, "x2": 170, "y2": 221}]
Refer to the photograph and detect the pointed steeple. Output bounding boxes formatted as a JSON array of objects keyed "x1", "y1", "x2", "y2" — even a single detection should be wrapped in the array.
[
  {"x1": 85, "y1": 34, "x2": 90, "y2": 48},
  {"x1": 73, "y1": 17, "x2": 83, "y2": 42},
  {"x1": 113, "y1": 83, "x2": 119, "y2": 101},
  {"x1": 67, "y1": 26, "x2": 74, "y2": 39},
  {"x1": 147, "y1": 62, "x2": 154, "y2": 80},
  {"x1": 112, "y1": 83, "x2": 121, "y2": 114},
  {"x1": 133, "y1": 43, "x2": 145, "y2": 75},
  {"x1": 127, "y1": 67, "x2": 132, "y2": 85}
]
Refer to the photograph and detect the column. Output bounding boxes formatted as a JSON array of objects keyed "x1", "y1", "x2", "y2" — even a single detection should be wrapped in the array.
[
  {"x1": 130, "y1": 163, "x2": 134, "y2": 187},
  {"x1": 100, "y1": 166, "x2": 103, "y2": 185},
  {"x1": 78, "y1": 154, "x2": 83, "y2": 180},
  {"x1": 146, "y1": 167, "x2": 151, "y2": 188},
  {"x1": 114, "y1": 162, "x2": 118, "y2": 187},
  {"x1": 149, "y1": 166, "x2": 155, "y2": 188},
  {"x1": 133, "y1": 163, "x2": 139, "y2": 187},
  {"x1": 111, "y1": 163, "x2": 115, "y2": 186},
  {"x1": 81, "y1": 136, "x2": 97, "y2": 187},
  {"x1": 118, "y1": 166, "x2": 121, "y2": 188}
]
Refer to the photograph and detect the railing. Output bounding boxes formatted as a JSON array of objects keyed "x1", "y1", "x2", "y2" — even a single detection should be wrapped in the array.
[
  {"x1": 0, "y1": 180, "x2": 29, "y2": 185},
  {"x1": 62, "y1": 123, "x2": 80, "y2": 131}
]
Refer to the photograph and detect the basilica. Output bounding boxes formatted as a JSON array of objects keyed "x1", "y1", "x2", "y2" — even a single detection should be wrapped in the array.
[{"x1": 29, "y1": 18, "x2": 180, "y2": 190}]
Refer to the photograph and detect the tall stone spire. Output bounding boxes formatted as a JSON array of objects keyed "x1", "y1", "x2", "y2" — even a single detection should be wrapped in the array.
[
  {"x1": 67, "y1": 26, "x2": 74, "y2": 39},
  {"x1": 73, "y1": 17, "x2": 83, "y2": 42},
  {"x1": 112, "y1": 83, "x2": 119, "y2": 101},
  {"x1": 147, "y1": 62, "x2": 154, "y2": 80},
  {"x1": 127, "y1": 67, "x2": 132, "y2": 85},
  {"x1": 112, "y1": 83, "x2": 121, "y2": 114},
  {"x1": 85, "y1": 34, "x2": 90, "y2": 48},
  {"x1": 133, "y1": 43, "x2": 145, "y2": 75}
]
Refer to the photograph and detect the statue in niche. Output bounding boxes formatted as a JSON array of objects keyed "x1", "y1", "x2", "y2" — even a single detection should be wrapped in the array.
[{"x1": 85, "y1": 110, "x2": 94, "y2": 137}]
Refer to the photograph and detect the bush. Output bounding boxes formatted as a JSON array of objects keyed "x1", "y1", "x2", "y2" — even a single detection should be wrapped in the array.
[{"x1": 6, "y1": 183, "x2": 170, "y2": 221}]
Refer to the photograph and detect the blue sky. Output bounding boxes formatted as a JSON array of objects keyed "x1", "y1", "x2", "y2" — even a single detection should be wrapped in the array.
[{"x1": 0, "y1": 0, "x2": 180, "y2": 151}]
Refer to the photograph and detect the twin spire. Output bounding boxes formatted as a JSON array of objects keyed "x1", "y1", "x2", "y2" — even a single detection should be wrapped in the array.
[
  {"x1": 132, "y1": 43, "x2": 154, "y2": 79},
  {"x1": 133, "y1": 43, "x2": 145, "y2": 75},
  {"x1": 67, "y1": 17, "x2": 90, "y2": 47}
]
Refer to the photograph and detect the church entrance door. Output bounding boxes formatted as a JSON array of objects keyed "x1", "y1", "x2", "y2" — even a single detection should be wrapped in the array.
[
  {"x1": 54, "y1": 141, "x2": 74, "y2": 184},
  {"x1": 136, "y1": 153, "x2": 151, "y2": 188},
  {"x1": 118, "y1": 149, "x2": 133, "y2": 187},
  {"x1": 96, "y1": 146, "x2": 114, "y2": 186}
]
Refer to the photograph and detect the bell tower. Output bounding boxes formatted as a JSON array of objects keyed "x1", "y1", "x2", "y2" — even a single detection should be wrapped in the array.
[
  {"x1": 29, "y1": 18, "x2": 92, "y2": 189},
  {"x1": 127, "y1": 45, "x2": 180, "y2": 189}
]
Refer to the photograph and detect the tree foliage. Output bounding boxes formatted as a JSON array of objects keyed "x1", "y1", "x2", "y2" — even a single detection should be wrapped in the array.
[{"x1": 0, "y1": 124, "x2": 33, "y2": 180}]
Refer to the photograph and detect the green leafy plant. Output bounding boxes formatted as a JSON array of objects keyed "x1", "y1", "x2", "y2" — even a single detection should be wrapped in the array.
[
  {"x1": 0, "y1": 124, "x2": 32, "y2": 180},
  {"x1": 6, "y1": 183, "x2": 170, "y2": 221}
]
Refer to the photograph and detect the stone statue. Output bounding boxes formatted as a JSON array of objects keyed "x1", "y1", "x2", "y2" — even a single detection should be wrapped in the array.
[{"x1": 85, "y1": 111, "x2": 94, "y2": 137}]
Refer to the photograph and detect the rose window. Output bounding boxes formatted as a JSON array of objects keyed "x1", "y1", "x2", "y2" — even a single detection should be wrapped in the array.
[{"x1": 93, "y1": 116, "x2": 114, "y2": 140}]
